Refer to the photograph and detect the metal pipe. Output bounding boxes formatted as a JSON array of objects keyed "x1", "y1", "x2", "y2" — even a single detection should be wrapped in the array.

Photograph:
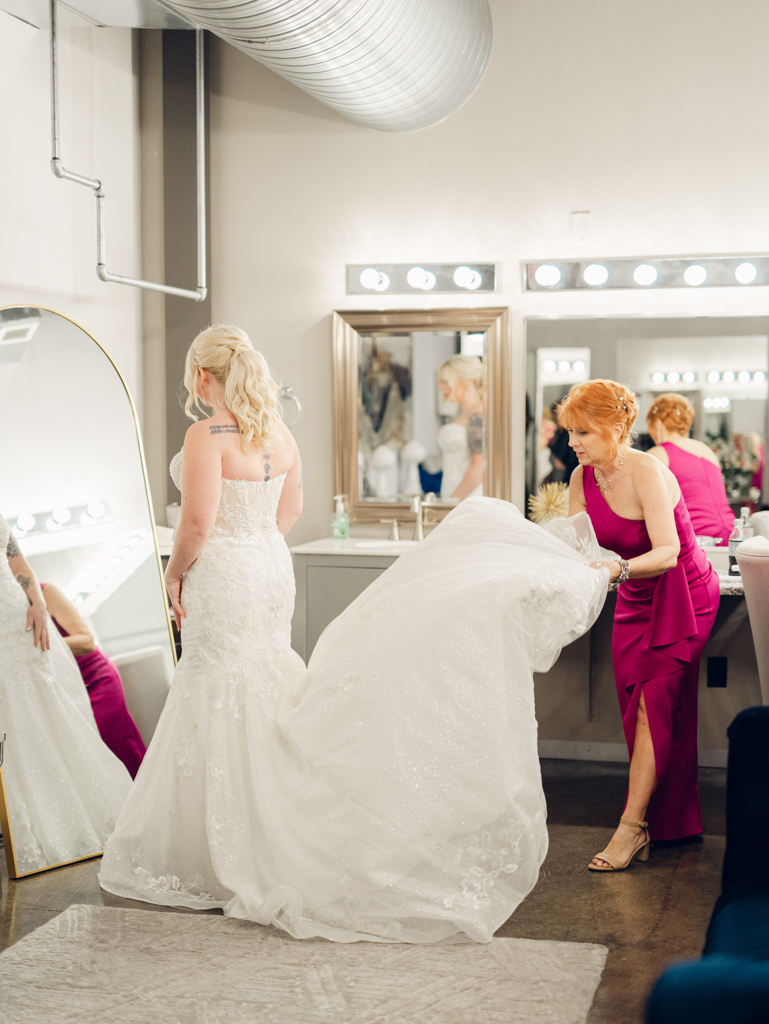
[{"x1": 49, "y1": 0, "x2": 207, "y2": 302}]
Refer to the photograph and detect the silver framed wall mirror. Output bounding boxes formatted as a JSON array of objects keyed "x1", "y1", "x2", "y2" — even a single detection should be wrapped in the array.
[
  {"x1": 333, "y1": 308, "x2": 512, "y2": 525},
  {"x1": 524, "y1": 315, "x2": 769, "y2": 512},
  {"x1": 0, "y1": 305, "x2": 175, "y2": 878}
]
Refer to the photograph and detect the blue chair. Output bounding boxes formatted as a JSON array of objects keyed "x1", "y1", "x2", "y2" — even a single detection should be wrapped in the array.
[{"x1": 646, "y1": 707, "x2": 769, "y2": 1023}]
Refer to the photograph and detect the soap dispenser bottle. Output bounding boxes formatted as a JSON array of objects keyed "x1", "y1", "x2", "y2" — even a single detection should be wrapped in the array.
[{"x1": 332, "y1": 494, "x2": 349, "y2": 539}]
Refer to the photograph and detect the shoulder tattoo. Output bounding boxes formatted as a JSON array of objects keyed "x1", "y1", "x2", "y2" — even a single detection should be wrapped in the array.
[
  {"x1": 208, "y1": 424, "x2": 239, "y2": 435},
  {"x1": 263, "y1": 451, "x2": 271, "y2": 482}
]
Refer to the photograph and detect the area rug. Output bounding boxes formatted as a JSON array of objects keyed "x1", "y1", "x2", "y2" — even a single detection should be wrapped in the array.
[{"x1": 0, "y1": 904, "x2": 607, "y2": 1024}]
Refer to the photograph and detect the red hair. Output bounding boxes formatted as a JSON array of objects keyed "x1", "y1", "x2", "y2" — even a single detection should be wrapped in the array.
[
  {"x1": 557, "y1": 379, "x2": 638, "y2": 459},
  {"x1": 646, "y1": 392, "x2": 695, "y2": 435}
]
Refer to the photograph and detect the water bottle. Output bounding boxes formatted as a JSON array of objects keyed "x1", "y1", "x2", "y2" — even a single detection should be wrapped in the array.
[
  {"x1": 729, "y1": 518, "x2": 745, "y2": 575},
  {"x1": 741, "y1": 506, "x2": 754, "y2": 541}
]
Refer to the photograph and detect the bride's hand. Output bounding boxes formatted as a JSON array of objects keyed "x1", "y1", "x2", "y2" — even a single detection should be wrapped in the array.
[
  {"x1": 165, "y1": 575, "x2": 186, "y2": 630},
  {"x1": 26, "y1": 599, "x2": 50, "y2": 651}
]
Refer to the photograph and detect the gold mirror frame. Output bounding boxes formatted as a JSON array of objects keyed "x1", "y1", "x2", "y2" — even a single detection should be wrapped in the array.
[
  {"x1": 333, "y1": 308, "x2": 511, "y2": 524},
  {"x1": 0, "y1": 304, "x2": 176, "y2": 879}
]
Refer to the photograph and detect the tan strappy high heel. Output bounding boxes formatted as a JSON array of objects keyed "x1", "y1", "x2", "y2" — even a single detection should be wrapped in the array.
[{"x1": 588, "y1": 817, "x2": 651, "y2": 872}]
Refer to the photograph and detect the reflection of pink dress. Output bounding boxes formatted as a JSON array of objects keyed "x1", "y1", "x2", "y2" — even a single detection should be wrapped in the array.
[
  {"x1": 46, "y1": 606, "x2": 146, "y2": 779},
  {"x1": 661, "y1": 442, "x2": 734, "y2": 544},
  {"x1": 584, "y1": 468, "x2": 720, "y2": 840}
]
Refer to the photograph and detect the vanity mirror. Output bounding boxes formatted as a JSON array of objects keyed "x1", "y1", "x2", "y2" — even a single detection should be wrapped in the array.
[
  {"x1": 333, "y1": 308, "x2": 511, "y2": 523},
  {"x1": 525, "y1": 316, "x2": 769, "y2": 510},
  {"x1": 0, "y1": 305, "x2": 174, "y2": 878}
]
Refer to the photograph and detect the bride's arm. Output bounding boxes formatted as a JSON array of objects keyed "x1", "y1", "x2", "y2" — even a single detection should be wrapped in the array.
[
  {"x1": 6, "y1": 530, "x2": 50, "y2": 650},
  {"x1": 164, "y1": 422, "x2": 223, "y2": 625},
  {"x1": 276, "y1": 427, "x2": 302, "y2": 537}
]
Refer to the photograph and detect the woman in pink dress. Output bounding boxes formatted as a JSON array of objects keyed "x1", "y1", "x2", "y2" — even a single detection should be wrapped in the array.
[
  {"x1": 41, "y1": 583, "x2": 146, "y2": 778},
  {"x1": 559, "y1": 379, "x2": 720, "y2": 871},
  {"x1": 646, "y1": 393, "x2": 734, "y2": 544}
]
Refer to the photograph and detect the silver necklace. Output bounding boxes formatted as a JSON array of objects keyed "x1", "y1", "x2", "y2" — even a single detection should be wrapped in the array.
[{"x1": 596, "y1": 449, "x2": 627, "y2": 493}]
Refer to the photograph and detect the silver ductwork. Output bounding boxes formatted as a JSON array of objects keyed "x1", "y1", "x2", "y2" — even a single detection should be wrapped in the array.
[{"x1": 156, "y1": 0, "x2": 493, "y2": 132}]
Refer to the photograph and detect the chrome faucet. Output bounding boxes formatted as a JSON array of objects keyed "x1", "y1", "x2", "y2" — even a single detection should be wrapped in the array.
[{"x1": 411, "y1": 496, "x2": 424, "y2": 541}]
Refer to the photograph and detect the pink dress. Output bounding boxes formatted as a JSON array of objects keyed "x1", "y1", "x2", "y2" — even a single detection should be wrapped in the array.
[
  {"x1": 661, "y1": 442, "x2": 734, "y2": 544},
  {"x1": 584, "y1": 467, "x2": 720, "y2": 840},
  {"x1": 44, "y1": 599, "x2": 147, "y2": 779}
]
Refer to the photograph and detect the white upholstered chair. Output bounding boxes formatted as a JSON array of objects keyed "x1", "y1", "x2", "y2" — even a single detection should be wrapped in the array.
[
  {"x1": 736, "y1": 536, "x2": 769, "y2": 706},
  {"x1": 112, "y1": 646, "x2": 171, "y2": 746}
]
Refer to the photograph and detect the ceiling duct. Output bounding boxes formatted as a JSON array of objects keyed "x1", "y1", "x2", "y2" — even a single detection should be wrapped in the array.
[{"x1": 155, "y1": 0, "x2": 493, "y2": 132}]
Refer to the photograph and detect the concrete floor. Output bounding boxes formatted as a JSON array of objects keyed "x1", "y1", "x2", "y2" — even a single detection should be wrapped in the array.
[{"x1": 0, "y1": 759, "x2": 726, "y2": 1024}]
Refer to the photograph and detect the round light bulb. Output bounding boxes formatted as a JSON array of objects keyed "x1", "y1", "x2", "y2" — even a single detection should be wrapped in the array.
[
  {"x1": 558, "y1": 360, "x2": 571, "y2": 372},
  {"x1": 573, "y1": 360, "x2": 586, "y2": 372},
  {"x1": 633, "y1": 264, "x2": 658, "y2": 286},
  {"x1": 682, "y1": 371, "x2": 696, "y2": 384},
  {"x1": 583, "y1": 263, "x2": 609, "y2": 286},
  {"x1": 666, "y1": 371, "x2": 681, "y2": 383},
  {"x1": 534, "y1": 264, "x2": 562, "y2": 287},
  {"x1": 87, "y1": 501, "x2": 105, "y2": 519},
  {"x1": 652, "y1": 371, "x2": 665, "y2": 384},
  {"x1": 684, "y1": 264, "x2": 707, "y2": 287},
  {"x1": 452, "y1": 266, "x2": 482, "y2": 290},
  {"x1": 704, "y1": 397, "x2": 713, "y2": 409},
  {"x1": 754, "y1": 371, "x2": 766, "y2": 382},
  {"x1": 52, "y1": 506, "x2": 71, "y2": 525},
  {"x1": 738, "y1": 370, "x2": 752, "y2": 383},
  {"x1": 735, "y1": 262, "x2": 758, "y2": 285},
  {"x1": 723, "y1": 370, "x2": 736, "y2": 383},
  {"x1": 16, "y1": 513, "x2": 35, "y2": 532},
  {"x1": 373, "y1": 272, "x2": 390, "y2": 292},
  {"x1": 542, "y1": 359, "x2": 557, "y2": 373},
  {"x1": 407, "y1": 267, "x2": 436, "y2": 290},
  {"x1": 707, "y1": 370, "x2": 721, "y2": 383},
  {"x1": 360, "y1": 268, "x2": 381, "y2": 290}
]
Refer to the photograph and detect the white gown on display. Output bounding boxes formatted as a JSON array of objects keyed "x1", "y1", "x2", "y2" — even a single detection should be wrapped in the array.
[
  {"x1": 0, "y1": 515, "x2": 132, "y2": 875},
  {"x1": 437, "y1": 422, "x2": 483, "y2": 500},
  {"x1": 99, "y1": 452, "x2": 607, "y2": 943}
]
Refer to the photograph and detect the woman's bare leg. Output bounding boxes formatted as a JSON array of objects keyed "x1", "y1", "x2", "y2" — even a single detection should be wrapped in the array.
[{"x1": 592, "y1": 690, "x2": 657, "y2": 868}]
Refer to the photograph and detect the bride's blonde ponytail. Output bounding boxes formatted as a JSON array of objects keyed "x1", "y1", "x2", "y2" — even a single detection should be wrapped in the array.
[{"x1": 183, "y1": 325, "x2": 280, "y2": 452}]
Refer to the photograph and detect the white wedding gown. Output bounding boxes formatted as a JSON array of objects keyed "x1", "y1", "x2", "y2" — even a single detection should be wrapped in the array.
[
  {"x1": 0, "y1": 514, "x2": 132, "y2": 875},
  {"x1": 99, "y1": 454, "x2": 607, "y2": 942}
]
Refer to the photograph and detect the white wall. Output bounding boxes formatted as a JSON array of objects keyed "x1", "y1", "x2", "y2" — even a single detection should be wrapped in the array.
[
  {"x1": 0, "y1": 12, "x2": 142, "y2": 399},
  {"x1": 208, "y1": 0, "x2": 769, "y2": 542}
]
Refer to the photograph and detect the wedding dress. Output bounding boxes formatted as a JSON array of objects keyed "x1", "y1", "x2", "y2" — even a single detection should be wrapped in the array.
[
  {"x1": 99, "y1": 452, "x2": 607, "y2": 942},
  {"x1": 437, "y1": 422, "x2": 483, "y2": 500},
  {"x1": 0, "y1": 514, "x2": 132, "y2": 874}
]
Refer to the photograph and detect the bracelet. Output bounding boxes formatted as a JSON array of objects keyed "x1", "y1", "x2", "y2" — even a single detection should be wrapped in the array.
[{"x1": 617, "y1": 558, "x2": 631, "y2": 585}]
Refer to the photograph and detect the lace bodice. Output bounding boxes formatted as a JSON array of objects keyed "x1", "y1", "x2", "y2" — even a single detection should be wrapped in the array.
[{"x1": 170, "y1": 448, "x2": 286, "y2": 538}]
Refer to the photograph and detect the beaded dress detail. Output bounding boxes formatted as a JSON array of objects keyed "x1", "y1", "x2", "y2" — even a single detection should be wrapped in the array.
[
  {"x1": 0, "y1": 514, "x2": 132, "y2": 874},
  {"x1": 101, "y1": 453, "x2": 609, "y2": 943}
]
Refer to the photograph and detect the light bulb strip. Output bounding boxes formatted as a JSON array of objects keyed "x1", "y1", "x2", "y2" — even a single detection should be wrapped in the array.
[
  {"x1": 525, "y1": 256, "x2": 769, "y2": 291},
  {"x1": 348, "y1": 263, "x2": 496, "y2": 294},
  {"x1": 651, "y1": 370, "x2": 766, "y2": 384}
]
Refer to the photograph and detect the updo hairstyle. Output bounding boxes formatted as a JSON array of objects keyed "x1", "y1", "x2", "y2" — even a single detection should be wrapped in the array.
[
  {"x1": 646, "y1": 392, "x2": 695, "y2": 437},
  {"x1": 439, "y1": 354, "x2": 486, "y2": 401},
  {"x1": 184, "y1": 324, "x2": 280, "y2": 452},
  {"x1": 557, "y1": 378, "x2": 639, "y2": 459}
]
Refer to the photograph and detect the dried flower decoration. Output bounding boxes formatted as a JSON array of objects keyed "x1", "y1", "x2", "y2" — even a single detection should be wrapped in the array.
[{"x1": 528, "y1": 482, "x2": 570, "y2": 524}]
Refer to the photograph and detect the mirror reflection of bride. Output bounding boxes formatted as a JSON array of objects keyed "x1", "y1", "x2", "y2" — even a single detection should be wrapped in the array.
[
  {"x1": 100, "y1": 325, "x2": 609, "y2": 944},
  {"x1": 0, "y1": 520, "x2": 132, "y2": 875},
  {"x1": 437, "y1": 355, "x2": 485, "y2": 500}
]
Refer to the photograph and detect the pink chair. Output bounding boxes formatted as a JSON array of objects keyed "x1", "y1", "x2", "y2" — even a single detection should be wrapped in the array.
[{"x1": 736, "y1": 536, "x2": 769, "y2": 706}]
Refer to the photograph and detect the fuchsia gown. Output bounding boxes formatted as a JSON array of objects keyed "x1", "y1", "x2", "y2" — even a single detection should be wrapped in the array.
[
  {"x1": 584, "y1": 466, "x2": 720, "y2": 840},
  {"x1": 41, "y1": 587, "x2": 146, "y2": 779},
  {"x1": 660, "y1": 442, "x2": 734, "y2": 545}
]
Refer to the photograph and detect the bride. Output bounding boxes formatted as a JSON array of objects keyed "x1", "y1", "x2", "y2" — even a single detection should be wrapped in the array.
[{"x1": 99, "y1": 326, "x2": 608, "y2": 943}]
